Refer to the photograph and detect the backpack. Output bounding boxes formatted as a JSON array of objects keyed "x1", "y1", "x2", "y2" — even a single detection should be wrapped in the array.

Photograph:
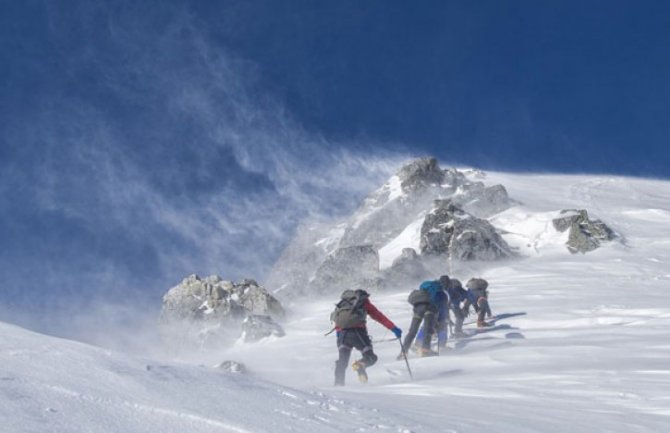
[
  {"x1": 466, "y1": 278, "x2": 489, "y2": 298},
  {"x1": 466, "y1": 278, "x2": 488, "y2": 291},
  {"x1": 408, "y1": 280, "x2": 441, "y2": 306},
  {"x1": 407, "y1": 289, "x2": 431, "y2": 305},
  {"x1": 330, "y1": 289, "x2": 369, "y2": 329}
]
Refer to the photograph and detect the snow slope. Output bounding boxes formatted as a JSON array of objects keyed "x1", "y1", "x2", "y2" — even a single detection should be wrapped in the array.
[{"x1": 3, "y1": 171, "x2": 670, "y2": 432}]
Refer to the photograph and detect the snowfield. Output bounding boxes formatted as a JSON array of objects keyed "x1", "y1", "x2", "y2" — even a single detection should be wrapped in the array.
[{"x1": 2, "y1": 171, "x2": 670, "y2": 432}]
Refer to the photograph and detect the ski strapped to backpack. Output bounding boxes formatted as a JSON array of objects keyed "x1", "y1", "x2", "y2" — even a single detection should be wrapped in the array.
[{"x1": 330, "y1": 289, "x2": 370, "y2": 329}]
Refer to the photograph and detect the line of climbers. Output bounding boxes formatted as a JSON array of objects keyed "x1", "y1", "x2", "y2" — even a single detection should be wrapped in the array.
[{"x1": 329, "y1": 275, "x2": 493, "y2": 386}]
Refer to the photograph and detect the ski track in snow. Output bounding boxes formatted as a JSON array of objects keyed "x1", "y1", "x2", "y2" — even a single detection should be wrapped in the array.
[{"x1": 3, "y1": 171, "x2": 670, "y2": 432}]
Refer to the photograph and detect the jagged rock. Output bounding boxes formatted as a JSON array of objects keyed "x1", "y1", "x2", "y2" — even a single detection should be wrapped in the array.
[
  {"x1": 160, "y1": 274, "x2": 245, "y2": 324},
  {"x1": 312, "y1": 245, "x2": 381, "y2": 294},
  {"x1": 215, "y1": 360, "x2": 248, "y2": 374},
  {"x1": 553, "y1": 209, "x2": 617, "y2": 254},
  {"x1": 230, "y1": 279, "x2": 285, "y2": 318},
  {"x1": 339, "y1": 159, "x2": 469, "y2": 248},
  {"x1": 420, "y1": 200, "x2": 515, "y2": 261},
  {"x1": 397, "y1": 157, "x2": 445, "y2": 191},
  {"x1": 266, "y1": 157, "x2": 518, "y2": 298},
  {"x1": 240, "y1": 315, "x2": 285, "y2": 342},
  {"x1": 159, "y1": 275, "x2": 285, "y2": 351}
]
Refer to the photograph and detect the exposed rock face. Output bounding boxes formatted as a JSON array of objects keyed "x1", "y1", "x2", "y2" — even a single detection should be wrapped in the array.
[
  {"x1": 240, "y1": 315, "x2": 285, "y2": 342},
  {"x1": 312, "y1": 245, "x2": 380, "y2": 294},
  {"x1": 553, "y1": 209, "x2": 617, "y2": 253},
  {"x1": 266, "y1": 157, "x2": 516, "y2": 298},
  {"x1": 160, "y1": 275, "x2": 285, "y2": 351},
  {"x1": 420, "y1": 200, "x2": 515, "y2": 261},
  {"x1": 161, "y1": 275, "x2": 245, "y2": 324},
  {"x1": 397, "y1": 157, "x2": 445, "y2": 191},
  {"x1": 233, "y1": 279, "x2": 285, "y2": 318}
]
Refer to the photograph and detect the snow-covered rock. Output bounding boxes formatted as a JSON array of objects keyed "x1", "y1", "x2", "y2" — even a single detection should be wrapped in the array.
[
  {"x1": 267, "y1": 158, "x2": 517, "y2": 298},
  {"x1": 160, "y1": 275, "x2": 285, "y2": 351},
  {"x1": 553, "y1": 209, "x2": 618, "y2": 253},
  {"x1": 420, "y1": 200, "x2": 515, "y2": 261}
]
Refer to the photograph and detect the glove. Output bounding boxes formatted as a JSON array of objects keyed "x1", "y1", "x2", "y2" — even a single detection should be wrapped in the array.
[{"x1": 391, "y1": 326, "x2": 402, "y2": 339}]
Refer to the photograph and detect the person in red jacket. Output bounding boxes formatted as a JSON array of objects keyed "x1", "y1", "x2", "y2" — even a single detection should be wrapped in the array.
[{"x1": 330, "y1": 289, "x2": 402, "y2": 386}]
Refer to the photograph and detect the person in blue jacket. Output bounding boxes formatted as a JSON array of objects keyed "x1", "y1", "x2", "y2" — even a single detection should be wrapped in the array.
[
  {"x1": 399, "y1": 278, "x2": 447, "y2": 358},
  {"x1": 414, "y1": 275, "x2": 452, "y2": 351}
]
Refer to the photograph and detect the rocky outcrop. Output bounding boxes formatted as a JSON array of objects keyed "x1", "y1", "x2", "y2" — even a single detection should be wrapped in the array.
[
  {"x1": 553, "y1": 209, "x2": 617, "y2": 253},
  {"x1": 266, "y1": 157, "x2": 518, "y2": 298},
  {"x1": 339, "y1": 159, "x2": 474, "y2": 249},
  {"x1": 312, "y1": 245, "x2": 380, "y2": 294},
  {"x1": 160, "y1": 275, "x2": 285, "y2": 351},
  {"x1": 420, "y1": 200, "x2": 515, "y2": 261},
  {"x1": 397, "y1": 157, "x2": 445, "y2": 191},
  {"x1": 161, "y1": 275, "x2": 245, "y2": 324}
]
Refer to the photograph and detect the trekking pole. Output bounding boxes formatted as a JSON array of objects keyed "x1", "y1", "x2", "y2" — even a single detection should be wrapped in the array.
[{"x1": 397, "y1": 338, "x2": 414, "y2": 381}]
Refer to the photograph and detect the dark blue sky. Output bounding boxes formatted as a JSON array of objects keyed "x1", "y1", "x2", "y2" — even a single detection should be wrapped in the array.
[
  {"x1": 198, "y1": 0, "x2": 670, "y2": 175},
  {"x1": 1, "y1": 1, "x2": 669, "y2": 336}
]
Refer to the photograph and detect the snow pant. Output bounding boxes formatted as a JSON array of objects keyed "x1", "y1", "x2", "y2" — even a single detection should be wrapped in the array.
[
  {"x1": 477, "y1": 297, "x2": 492, "y2": 322},
  {"x1": 402, "y1": 303, "x2": 437, "y2": 352},
  {"x1": 334, "y1": 327, "x2": 378, "y2": 386},
  {"x1": 416, "y1": 318, "x2": 448, "y2": 349},
  {"x1": 451, "y1": 305, "x2": 465, "y2": 334}
]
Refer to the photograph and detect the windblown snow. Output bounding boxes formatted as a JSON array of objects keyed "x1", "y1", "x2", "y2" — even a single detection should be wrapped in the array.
[{"x1": 2, "y1": 171, "x2": 670, "y2": 432}]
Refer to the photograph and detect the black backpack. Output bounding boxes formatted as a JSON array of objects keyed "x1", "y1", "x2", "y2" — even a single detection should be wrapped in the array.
[
  {"x1": 407, "y1": 289, "x2": 432, "y2": 306},
  {"x1": 331, "y1": 289, "x2": 369, "y2": 329}
]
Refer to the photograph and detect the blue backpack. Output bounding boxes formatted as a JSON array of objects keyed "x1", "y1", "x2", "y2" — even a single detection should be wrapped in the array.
[{"x1": 420, "y1": 280, "x2": 443, "y2": 304}]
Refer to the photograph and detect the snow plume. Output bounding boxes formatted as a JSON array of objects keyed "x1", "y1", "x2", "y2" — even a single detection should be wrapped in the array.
[{"x1": 0, "y1": 2, "x2": 407, "y2": 346}]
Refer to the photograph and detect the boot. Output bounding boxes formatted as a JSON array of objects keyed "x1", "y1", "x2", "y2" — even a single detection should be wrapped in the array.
[
  {"x1": 418, "y1": 347, "x2": 438, "y2": 357},
  {"x1": 351, "y1": 360, "x2": 368, "y2": 383},
  {"x1": 477, "y1": 320, "x2": 491, "y2": 328}
]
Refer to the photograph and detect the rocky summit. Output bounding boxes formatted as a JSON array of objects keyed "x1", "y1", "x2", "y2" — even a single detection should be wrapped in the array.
[
  {"x1": 266, "y1": 157, "x2": 517, "y2": 298},
  {"x1": 266, "y1": 157, "x2": 620, "y2": 300}
]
